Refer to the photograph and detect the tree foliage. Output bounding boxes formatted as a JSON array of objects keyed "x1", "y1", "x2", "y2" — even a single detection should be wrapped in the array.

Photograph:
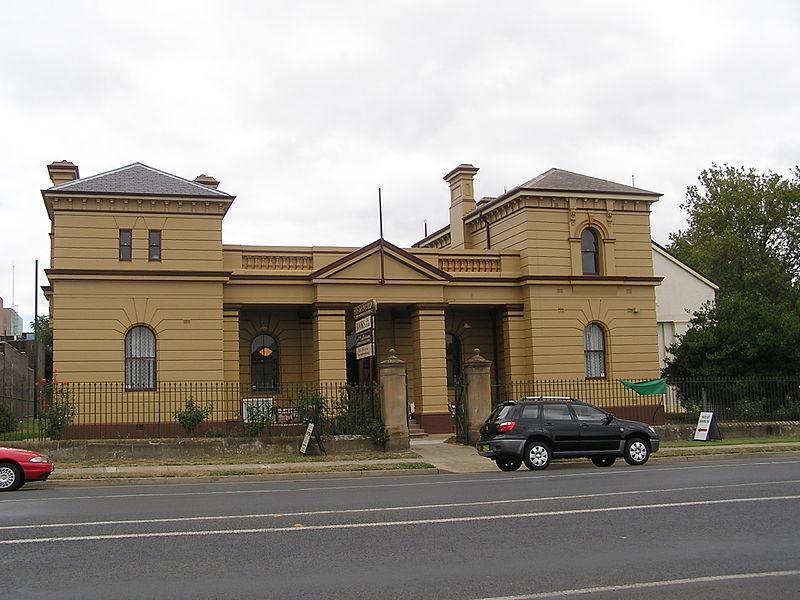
[{"x1": 665, "y1": 164, "x2": 800, "y2": 379}]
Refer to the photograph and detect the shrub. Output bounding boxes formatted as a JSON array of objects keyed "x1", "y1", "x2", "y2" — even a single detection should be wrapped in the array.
[
  {"x1": 40, "y1": 385, "x2": 77, "y2": 439},
  {"x1": 0, "y1": 403, "x2": 17, "y2": 434},
  {"x1": 357, "y1": 419, "x2": 389, "y2": 450},
  {"x1": 297, "y1": 389, "x2": 326, "y2": 423},
  {"x1": 242, "y1": 402, "x2": 273, "y2": 437},
  {"x1": 174, "y1": 397, "x2": 213, "y2": 436}
]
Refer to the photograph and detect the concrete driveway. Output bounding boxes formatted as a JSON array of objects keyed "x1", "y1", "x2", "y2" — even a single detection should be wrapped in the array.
[{"x1": 411, "y1": 435, "x2": 496, "y2": 473}]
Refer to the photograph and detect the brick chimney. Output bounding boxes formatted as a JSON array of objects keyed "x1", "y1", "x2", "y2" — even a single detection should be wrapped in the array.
[
  {"x1": 194, "y1": 174, "x2": 220, "y2": 189},
  {"x1": 47, "y1": 161, "x2": 80, "y2": 187},
  {"x1": 444, "y1": 164, "x2": 479, "y2": 249}
]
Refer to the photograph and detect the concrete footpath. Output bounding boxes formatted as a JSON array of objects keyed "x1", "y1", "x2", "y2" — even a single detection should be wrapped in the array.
[{"x1": 39, "y1": 437, "x2": 800, "y2": 484}]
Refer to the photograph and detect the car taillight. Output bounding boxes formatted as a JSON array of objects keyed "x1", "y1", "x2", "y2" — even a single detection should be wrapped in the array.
[{"x1": 497, "y1": 421, "x2": 516, "y2": 432}]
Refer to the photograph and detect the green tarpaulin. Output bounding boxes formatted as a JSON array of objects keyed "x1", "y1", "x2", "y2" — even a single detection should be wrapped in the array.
[{"x1": 619, "y1": 378, "x2": 667, "y2": 395}]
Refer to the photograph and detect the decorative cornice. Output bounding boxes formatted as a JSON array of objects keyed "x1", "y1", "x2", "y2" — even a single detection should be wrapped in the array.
[{"x1": 43, "y1": 193, "x2": 233, "y2": 220}]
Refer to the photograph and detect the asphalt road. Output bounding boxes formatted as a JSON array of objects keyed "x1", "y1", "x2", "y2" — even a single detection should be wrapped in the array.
[{"x1": 2, "y1": 455, "x2": 800, "y2": 599}]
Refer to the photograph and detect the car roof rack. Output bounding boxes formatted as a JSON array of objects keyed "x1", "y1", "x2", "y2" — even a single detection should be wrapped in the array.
[{"x1": 518, "y1": 396, "x2": 576, "y2": 402}]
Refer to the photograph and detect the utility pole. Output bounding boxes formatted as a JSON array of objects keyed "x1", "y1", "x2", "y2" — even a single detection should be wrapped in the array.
[{"x1": 33, "y1": 259, "x2": 39, "y2": 417}]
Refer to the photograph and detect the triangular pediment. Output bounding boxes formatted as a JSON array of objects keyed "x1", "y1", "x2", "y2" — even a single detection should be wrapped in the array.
[{"x1": 310, "y1": 240, "x2": 451, "y2": 282}]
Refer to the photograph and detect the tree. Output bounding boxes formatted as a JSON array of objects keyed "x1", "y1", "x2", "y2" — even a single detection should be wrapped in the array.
[
  {"x1": 664, "y1": 164, "x2": 800, "y2": 379},
  {"x1": 30, "y1": 315, "x2": 53, "y2": 380},
  {"x1": 668, "y1": 164, "x2": 800, "y2": 299}
]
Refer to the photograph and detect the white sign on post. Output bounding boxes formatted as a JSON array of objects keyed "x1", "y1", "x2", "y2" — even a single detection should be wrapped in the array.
[
  {"x1": 355, "y1": 316, "x2": 373, "y2": 334},
  {"x1": 693, "y1": 412, "x2": 715, "y2": 441},
  {"x1": 356, "y1": 343, "x2": 375, "y2": 360}
]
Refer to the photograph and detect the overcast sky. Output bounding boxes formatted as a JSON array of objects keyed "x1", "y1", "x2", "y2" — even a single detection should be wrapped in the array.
[{"x1": 1, "y1": 1, "x2": 798, "y2": 328}]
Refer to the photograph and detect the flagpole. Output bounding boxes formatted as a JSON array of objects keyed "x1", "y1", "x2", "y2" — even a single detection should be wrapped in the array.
[{"x1": 378, "y1": 187, "x2": 385, "y2": 286}]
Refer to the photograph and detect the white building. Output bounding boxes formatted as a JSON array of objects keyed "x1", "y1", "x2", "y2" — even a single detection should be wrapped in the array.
[{"x1": 652, "y1": 241, "x2": 719, "y2": 370}]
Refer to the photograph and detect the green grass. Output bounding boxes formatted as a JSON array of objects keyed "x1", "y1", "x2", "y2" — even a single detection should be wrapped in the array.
[
  {"x1": 662, "y1": 435, "x2": 800, "y2": 448},
  {"x1": 53, "y1": 461, "x2": 436, "y2": 479},
  {"x1": 54, "y1": 450, "x2": 422, "y2": 469}
]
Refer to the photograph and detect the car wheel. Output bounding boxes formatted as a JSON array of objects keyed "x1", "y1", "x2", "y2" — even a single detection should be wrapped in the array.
[
  {"x1": 0, "y1": 462, "x2": 23, "y2": 492},
  {"x1": 591, "y1": 455, "x2": 616, "y2": 467},
  {"x1": 495, "y1": 456, "x2": 522, "y2": 472},
  {"x1": 624, "y1": 438, "x2": 650, "y2": 466},
  {"x1": 522, "y1": 441, "x2": 552, "y2": 471}
]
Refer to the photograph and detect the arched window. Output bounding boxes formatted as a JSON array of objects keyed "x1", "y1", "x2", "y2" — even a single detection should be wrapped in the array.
[
  {"x1": 584, "y1": 323, "x2": 606, "y2": 379},
  {"x1": 125, "y1": 326, "x2": 156, "y2": 390},
  {"x1": 446, "y1": 333, "x2": 462, "y2": 387},
  {"x1": 251, "y1": 334, "x2": 279, "y2": 391},
  {"x1": 581, "y1": 228, "x2": 600, "y2": 275}
]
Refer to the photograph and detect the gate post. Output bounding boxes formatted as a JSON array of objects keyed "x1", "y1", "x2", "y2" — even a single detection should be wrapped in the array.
[
  {"x1": 463, "y1": 348, "x2": 492, "y2": 445},
  {"x1": 378, "y1": 349, "x2": 410, "y2": 451}
]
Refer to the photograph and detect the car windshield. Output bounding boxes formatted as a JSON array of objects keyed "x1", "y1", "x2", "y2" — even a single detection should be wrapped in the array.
[{"x1": 489, "y1": 404, "x2": 515, "y2": 422}]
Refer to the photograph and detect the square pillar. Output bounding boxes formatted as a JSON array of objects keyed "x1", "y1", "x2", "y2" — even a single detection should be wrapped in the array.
[
  {"x1": 410, "y1": 304, "x2": 450, "y2": 433},
  {"x1": 222, "y1": 305, "x2": 240, "y2": 382},
  {"x1": 312, "y1": 303, "x2": 347, "y2": 383},
  {"x1": 378, "y1": 349, "x2": 410, "y2": 451},
  {"x1": 501, "y1": 304, "x2": 532, "y2": 383},
  {"x1": 463, "y1": 348, "x2": 493, "y2": 445}
]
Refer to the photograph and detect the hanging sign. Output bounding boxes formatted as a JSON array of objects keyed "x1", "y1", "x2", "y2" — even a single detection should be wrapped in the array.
[
  {"x1": 693, "y1": 411, "x2": 722, "y2": 441},
  {"x1": 356, "y1": 343, "x2": 375, "y2": 360},
  {"x1": 355, "y1": 315, "x2": 373, "y2": 334},
  {"x1": 355, "y1": 331, "x2": 374, "y2": 347},
  {"x1": 354, "y1": 299, "x2": 378, "y2": 320}
]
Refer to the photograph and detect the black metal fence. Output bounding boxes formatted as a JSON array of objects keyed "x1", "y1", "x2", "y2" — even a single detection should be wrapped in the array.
[
  {"x1": 493, "y1": 379, "x2": 666, "y2": 424},
  {"x1": 663, "y1": 378, "x2": 800, "y2": 423},
  {"x1": 493, "y1": 377, "x2": 800, "y2": 425},
  {"x1": 0, "y1": 381, "x2": 381, "y2": 441}
]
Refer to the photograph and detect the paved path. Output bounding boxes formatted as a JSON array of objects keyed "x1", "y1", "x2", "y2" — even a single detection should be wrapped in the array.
[{"x1": 2, "y1": 454, "x2": 799, "y2": 599}]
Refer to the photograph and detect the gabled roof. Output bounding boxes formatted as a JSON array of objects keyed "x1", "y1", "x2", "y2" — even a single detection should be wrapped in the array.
[
  {"x1": 44, "y1": 162, "x2": 233, "y2": 198},
  {"x1": 651, "y1": 240, "x2": 719, "y2": 290},
  {"x1": 516, "y1": 168, "x2": 660, "y2": 197}
]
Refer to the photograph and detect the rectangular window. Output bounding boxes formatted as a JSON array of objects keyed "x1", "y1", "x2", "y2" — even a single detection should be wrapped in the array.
[
  {"x1": 542, "y1": 404, "x2": 572, "y2": 422},
  {"x1": 119, "y1": 229, "x2": 132, "y2": 261},
  {"x1": 148, "y1": 230, "x2": 161, "y2": 261}
]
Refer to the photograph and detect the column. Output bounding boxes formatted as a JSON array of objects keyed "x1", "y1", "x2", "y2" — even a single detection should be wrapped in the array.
[
  {"x1": 222, "y1": 306, "x2": 240, "y2": 382},
  {"x1": 410, "y1": 304, "x2": 449, "y2": 433},
  {"x1": 378, "y1": 349, "x2": 410, "y2": 451},
  {"x1": 312, "y1": 303, "x2": 347, "y2": 383},
  {"x1": 501, "y1": 304, "x2": 532, "y2": 383}
]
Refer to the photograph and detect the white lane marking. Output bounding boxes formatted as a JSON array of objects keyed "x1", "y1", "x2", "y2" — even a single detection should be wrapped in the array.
[
  {"x1": 473, "y1": 570, "x2": 800, "y2": 599},
  {"x1": 1, "y1": 494, "x2": 798, "y2": 545},
  {"x1": 3, "y1": 478, "x2": 799, "y2": 532},
  {"x1": 4, "y1": 458, "x2": 800, "y2": 504}
]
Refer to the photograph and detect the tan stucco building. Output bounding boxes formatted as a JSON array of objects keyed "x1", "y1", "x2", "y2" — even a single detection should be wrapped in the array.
[{"x1": 43, "y1": 160, "x2": 663, "y2": 433}]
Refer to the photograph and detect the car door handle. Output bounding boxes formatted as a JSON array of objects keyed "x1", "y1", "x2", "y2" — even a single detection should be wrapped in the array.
[
  {"x1": 544, "y1": 422, "x2": 554, "y2": 427},
  {"x1": 580, "y1": 423, "x2": 589, "y2": 428}
]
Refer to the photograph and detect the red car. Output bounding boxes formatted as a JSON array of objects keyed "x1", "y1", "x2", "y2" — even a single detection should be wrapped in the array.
[{"x1": 0, "y1": 447, "x2": 55, "y2": 491}]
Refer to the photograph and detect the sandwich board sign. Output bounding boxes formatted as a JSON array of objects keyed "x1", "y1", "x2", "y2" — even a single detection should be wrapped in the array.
[
  {"x1": 693, "y1": 411, "x2": 722, "y2": 441},
  {"x1": 299, "y1": 422, "x2": 327, "y2": 455}
]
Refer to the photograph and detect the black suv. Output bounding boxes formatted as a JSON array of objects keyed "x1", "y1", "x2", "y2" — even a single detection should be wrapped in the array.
[{"x1": 477, "y1": 397, "x2": 660, "y2": 471}]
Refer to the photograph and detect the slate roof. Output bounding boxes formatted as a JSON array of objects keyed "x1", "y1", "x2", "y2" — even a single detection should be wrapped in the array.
[
  {"x1": 515, "y1": 168, "x2": 660, "y2": 197},
  {"x1": 45, "y1": 163, "x2": 233, "y2": 198}
]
